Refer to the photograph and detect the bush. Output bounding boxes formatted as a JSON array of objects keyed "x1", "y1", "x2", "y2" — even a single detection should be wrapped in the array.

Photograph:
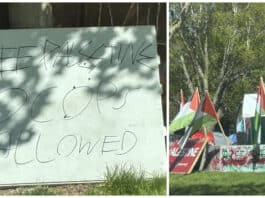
[{"x1": 87, "y1": 165, "x2": 166, "y2": 195}]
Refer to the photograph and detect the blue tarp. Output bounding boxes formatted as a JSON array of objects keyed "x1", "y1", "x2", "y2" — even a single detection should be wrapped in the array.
[{"x1": 229, "y1": 134, "x2": 237, "y2": 144}]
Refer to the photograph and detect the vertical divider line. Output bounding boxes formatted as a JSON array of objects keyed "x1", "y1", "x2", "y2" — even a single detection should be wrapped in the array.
[{"x1": 166, "y1": 1, "x2": 170, "y2": 196}]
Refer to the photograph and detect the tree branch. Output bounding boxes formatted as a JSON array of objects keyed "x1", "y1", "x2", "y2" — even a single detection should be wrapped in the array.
[
  {"x1": 136, "y1": 3, "x2": 139, "y2": 25},
  {"x1": 108, "y1": 4, "x2": 114, "y2": 26},
  {"x1": 179, "y1": 32, "x2": 205, "y2": 82},
  {"x1": 169, "y1": 3, "x2": 191, "y2": 41},
  {"x1": 156, "y1": 3, "x2": 161, "y2": 34},
  {"x1": 214, "y1": 79, "x2": 227, "y2": 110},
  {"x1": 203, "y1": 35, "x2": 209, "y2": 90},
  {"x1": 98, "y1": 3, "x2": 102, "y2": 26},
  {"x1": 123, "y1": 3, "x2": 135, "y2": 25},
  {"x1": 180, "y1": 55, "x2": 194, "y2": 93}
]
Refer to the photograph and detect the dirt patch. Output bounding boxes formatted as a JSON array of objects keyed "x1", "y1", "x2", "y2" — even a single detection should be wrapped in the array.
[{"x1": 0, "y1": 183, "x2": 103, "y2": 195}]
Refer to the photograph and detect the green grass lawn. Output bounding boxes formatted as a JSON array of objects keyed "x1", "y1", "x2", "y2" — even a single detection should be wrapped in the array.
[
  {"x1": 0, "y1": 166, "x2": 166, "y2": 195},
  {"x1": 170, "y1": 171, "x2": 265, "y2": 195}
]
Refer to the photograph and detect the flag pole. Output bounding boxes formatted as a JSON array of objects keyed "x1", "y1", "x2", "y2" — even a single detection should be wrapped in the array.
[
  {"x1": 203, "y1": 126, "x2": 207, "y2": 139},
  {"x1": 177, "y1": 87, "x2": 200, "y2": 150},
  {"x1": 258, "y1": 77, "x2": 262, "y2": 144},
  {"x1": 259, "y1": 76, "x2": 265, "y2": 143},
  {"x1": 199, "y1": 126, "x2": 208, "y2": 171},
  {"x1": 180, "y1": 89, "x2": 184, "y2": 104}
]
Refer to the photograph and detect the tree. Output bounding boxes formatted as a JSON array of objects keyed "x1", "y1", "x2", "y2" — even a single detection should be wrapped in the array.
[{"x1": 170, "y1": 3, "x2": 265, "y2": 131}]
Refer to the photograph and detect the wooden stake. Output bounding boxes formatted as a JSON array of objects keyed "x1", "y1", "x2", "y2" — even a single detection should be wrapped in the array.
[
  {"x1": 199, "y1": 126, "x2": 208, "y2": 171},
  {"x1": 199, "y1": 144, "x2": 207, "y2": 171}
]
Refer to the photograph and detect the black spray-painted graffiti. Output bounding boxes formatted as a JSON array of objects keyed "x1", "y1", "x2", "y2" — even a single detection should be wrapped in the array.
[
  {"x1": 0, "y1": 36, "x2": 155, "y2": 166},
  {"x1": 0, "y1": 84, "x2": 140, "y2": 166},
  {"x1": 0, "y1": 39, "x2": 156, "y2": 77},
  {"x1": 1, "y1": 84, "x2": 140, "y2": 123},
  {"x1": 0, "y1": 130, "x2": 137, "y2": 165}
]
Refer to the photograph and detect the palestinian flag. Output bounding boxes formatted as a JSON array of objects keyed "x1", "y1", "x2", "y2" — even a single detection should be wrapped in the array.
[
  {"x1": 253, "y1": 77, "x2": 265, "y2": 144},
  {"x1": 178, "y1": 90, "x2": 219, "y2": 149},
  {"x1": 190, "y1": 91, "x2": 219, "y2": 134},
  {"x1": 169, "y1": 88, "x2": 200, "y2": 133}
]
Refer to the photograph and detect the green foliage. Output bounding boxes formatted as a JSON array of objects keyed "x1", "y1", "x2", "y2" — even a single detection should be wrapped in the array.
[
  {"x1": 87, "y1": 165, "x2": 166, "y2": 195},
  {"x1": 170, "y1": 172, "x2": 265, "y2": 195},
  {"x1": 22, "y1": 186, "x2": 55, "y2": 195},
  {"x1": 170, "y1": 3, "x2": 265, "y2": 132},
  {"x1": 105, "y1": 165, "x2": 146, "y2": 195}
]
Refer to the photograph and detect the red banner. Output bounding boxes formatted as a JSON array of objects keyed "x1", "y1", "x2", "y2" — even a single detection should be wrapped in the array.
[
  {"x1": 169, "y1": 138, "x2": 207, "y2": 174},
  {"x1": 205, "y1": 145, "x2": 221, "y2": 171}
]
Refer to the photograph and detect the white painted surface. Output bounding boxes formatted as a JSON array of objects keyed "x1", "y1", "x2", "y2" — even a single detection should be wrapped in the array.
[{"x1": 0, "y1": 26, "x2": 165, "y2": 185}]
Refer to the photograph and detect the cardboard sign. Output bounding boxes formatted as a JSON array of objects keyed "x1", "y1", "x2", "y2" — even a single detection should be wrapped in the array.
[
  {"x1": 220, "y1": 145, "x2": 253, "y2": 172},
  {"x1": 255, "y1": 144, "x2": 265, "y2": 171},
  {"x1": 220, "y1": 145, "x2": 265, "y2": 172},
  {"x1": 0, "y1": 26, "x2": 166, "y2": 185},
  {"x1": 169, "y1": 138, "x2": 207, "y2": 174}
]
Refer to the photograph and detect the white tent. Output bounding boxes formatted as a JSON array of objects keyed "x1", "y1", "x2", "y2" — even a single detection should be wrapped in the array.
[
  {"x1": 242, "y1": 94, "x2": 257, "y2": 118},
  {"x1": 212, "y1": 131, "x2": 230, "y2": 146},
  {"x1": 241, "y1": 93, "x2": 265, "y2": 144},
  {"x1": 242, "y1": 93, "x2": 265, "y2": 118}
]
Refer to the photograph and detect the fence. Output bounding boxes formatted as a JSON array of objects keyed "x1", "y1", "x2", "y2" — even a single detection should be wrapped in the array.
[{"x1": 0, "y1": 3, "x2": 167, "y2": 124}]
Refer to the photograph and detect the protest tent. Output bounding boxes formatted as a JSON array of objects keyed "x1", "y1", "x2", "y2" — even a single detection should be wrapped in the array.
[{"x1": 239, "y1": 78, "x2": 265, "y2": 144}]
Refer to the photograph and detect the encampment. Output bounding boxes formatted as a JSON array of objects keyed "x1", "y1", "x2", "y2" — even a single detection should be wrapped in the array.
[
  {"x1": 238, "y1": 93, "x2": 265, "y2": 144},
  {"x1": 170, "y1": 78, "x2": 265, "y2": 174},
  {"x1": 169, "y1": 89, "x2": 230, "y2": 174}
]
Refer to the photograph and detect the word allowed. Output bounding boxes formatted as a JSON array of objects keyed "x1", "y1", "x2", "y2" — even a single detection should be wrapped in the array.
[{"x1": 1, "y1": 130, "x2": 137, "y2": 166}]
